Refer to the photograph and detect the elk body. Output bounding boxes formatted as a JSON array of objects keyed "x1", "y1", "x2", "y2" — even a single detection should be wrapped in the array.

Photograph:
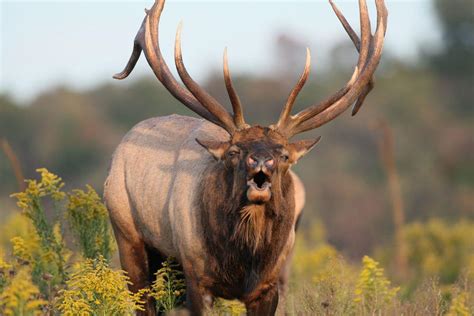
[{"x1": 105, "y1": 0, "x2": 387, "y2": 315}]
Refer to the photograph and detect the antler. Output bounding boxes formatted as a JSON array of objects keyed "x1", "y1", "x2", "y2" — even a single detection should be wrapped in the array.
[
  {"x1": 275, "y1": 48, "x2": 311, "y2": 131},
  {"x1": 114, "y1": 0, "x2": 246, "y2": 134},
  {"x1": 224, "y1": 48, "x2": 248, "y2": 129},
  {"x1": 275, "y1": 0, "x2": 388, "y2": 138}
]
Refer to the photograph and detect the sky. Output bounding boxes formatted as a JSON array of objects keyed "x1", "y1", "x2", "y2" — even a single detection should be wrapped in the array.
[{"x1": 1, "y1": 0, "x2": 441, "y2": 103}]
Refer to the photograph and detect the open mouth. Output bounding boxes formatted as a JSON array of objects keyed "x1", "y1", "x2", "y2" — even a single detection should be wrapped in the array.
[{"x1": 247, "y1": 171, "x2": 271, "y2": 191}]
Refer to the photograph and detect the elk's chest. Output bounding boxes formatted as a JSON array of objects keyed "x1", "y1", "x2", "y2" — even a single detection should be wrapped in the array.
[{"x1": 200, "y1": 204, "x2": 294, "y2": 300}]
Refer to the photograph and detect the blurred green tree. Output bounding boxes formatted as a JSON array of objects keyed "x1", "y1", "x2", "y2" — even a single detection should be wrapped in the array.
[{"x1": 428, "y1": 0, "x2": 474, "y2": 116}]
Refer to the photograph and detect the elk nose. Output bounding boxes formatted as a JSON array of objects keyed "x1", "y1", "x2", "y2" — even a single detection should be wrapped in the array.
[{"x1": 247, "y1": 155, "x2": 274, "y2": 170}]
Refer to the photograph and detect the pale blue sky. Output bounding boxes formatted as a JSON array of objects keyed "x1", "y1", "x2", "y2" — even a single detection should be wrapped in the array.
[{"x1": 1, "y1": 0, "x2": 441, "y2": 102}]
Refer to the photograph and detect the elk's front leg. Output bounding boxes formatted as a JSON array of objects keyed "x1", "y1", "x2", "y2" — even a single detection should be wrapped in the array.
[
  {"x1": 245, "y1": 285, "x2": 279, "y2": 316},
  {"x1": 182, "y1": 265, "x2": 211, "y2": 316}
]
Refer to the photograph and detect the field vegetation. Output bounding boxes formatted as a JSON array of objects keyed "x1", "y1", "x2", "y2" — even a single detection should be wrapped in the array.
[{"x1": 0, "y1": 169, "x2": 472, "y2": 315}]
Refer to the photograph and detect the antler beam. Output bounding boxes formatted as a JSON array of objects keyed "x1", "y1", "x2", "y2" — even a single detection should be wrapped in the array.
[{"x1": 114, "y1": 0, "x2": 245, "y2": 135}]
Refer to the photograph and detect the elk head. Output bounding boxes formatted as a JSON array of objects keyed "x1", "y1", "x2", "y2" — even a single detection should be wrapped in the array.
[{"x1": 114, "y1": 0, "x2": 388, "y2": 205}]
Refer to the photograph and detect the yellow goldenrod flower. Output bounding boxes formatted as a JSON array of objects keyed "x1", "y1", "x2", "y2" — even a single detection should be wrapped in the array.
[
  {"x1": 354, "y1": 256, "x2": 399, "y2": 314},
  {"x1": 149, "y1": 257, "x2": 186, "y2": 312},
  {"x1": 447, "y1": 292, "x2": 471, "y2": 316},
  {"x1": 66, "y1": 185, "x2": 114, "y2": 260},
  {"x1": 0, "y1": 268, "x2": 48, "y2": 315},
  {"x1": 56, "y1": 256, "x2": 145, "y2": 315},
  {"x1": 11, "y1": 236, "x2": 32, "y2": 262}
]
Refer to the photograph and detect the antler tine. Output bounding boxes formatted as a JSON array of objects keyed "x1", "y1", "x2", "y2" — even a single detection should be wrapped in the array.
[
  {"x1": 329, "y1": 0, "x2": 360, "y2": 51},
  {"x1": 113, "y1": 0, "x2": 233, "y2": 131},
  {"x1": 329, "y1": 0, "x2": 374, "y2": 116},
  {"x1": 330, "y1": 0, "x2": 376, "y2": 116},
  {"x1": 291, "y1": 0, "x2": 387, "y2": 135},
  {"x1": 224, "y1": 48, "x2": 248, "y2": 129},
  {"x1": 113, "y1": 41, "x2": 142, "y2": 80},
  {"x1": 175, "y1": 22, "x2": 237, "y2": 134},
  {"x1": 351, "y1": 80, "x2": 374, "y2": 115},
  {"x1": 275, "y1": 48, "x2": 311, "y2": 131},
  {"x1": 278, "y1": 0, "x2": 387, "y2": 137}
]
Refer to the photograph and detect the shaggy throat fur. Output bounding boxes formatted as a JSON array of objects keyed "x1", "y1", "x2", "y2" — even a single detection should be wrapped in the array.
[{"x1": 232, "y1": 204, "x2": 268, "y2": 253}]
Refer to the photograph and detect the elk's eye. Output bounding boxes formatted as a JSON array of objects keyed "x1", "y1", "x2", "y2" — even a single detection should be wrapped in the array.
[
  {"x1": 281, "y1": 154, "x2": 289, "y2": 162},
  {"x1": 228, "y1": 150, "x2": 240, "y2": 157}
]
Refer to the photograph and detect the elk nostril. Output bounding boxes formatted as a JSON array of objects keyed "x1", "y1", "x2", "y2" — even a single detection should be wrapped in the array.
[
  {"x1": 265, "y1": 159, "x2": 274, "y2": 168},
  {"x1": 247, "y1": 156, "x2": 257, "y2": 167}
]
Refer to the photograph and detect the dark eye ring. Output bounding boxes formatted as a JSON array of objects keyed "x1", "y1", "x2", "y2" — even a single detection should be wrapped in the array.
[{"x1": 281, "y1": 154, "x2": 289, "y2": 162}]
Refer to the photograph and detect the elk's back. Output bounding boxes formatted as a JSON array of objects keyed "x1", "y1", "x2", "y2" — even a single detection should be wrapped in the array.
[{"x1": 104, "y1": 115, "x2": 228, "y2": 260}]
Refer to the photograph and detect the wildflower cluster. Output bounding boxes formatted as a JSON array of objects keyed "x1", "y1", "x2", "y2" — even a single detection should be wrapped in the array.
[
  {"x1": 211, "y1": 299, "x2": 246, "y2": 315},
  {"x1": 0, "y1": 268, "x2": 48, "y2": 315},
  {"x1": 292, "y1": 241, "x2": 339, "y2": 282},
  {"x1": 354, "y1": 256, "x2": 399, "y2": 313},
  {"x1": 11, "y1": 236, "x2": 32, "y2": 263},
  {"x1": 11, "y1": 168, "x2": 65, "y2": 212},
  {"x1": 9, "y1": 169, "x2": 68, "y2": 295},
  {"x1": 403, "y1": 219, "x2": 474, "y2": 284},
  {"x1": 0, "y1": 258, "x2": 13, "y2": 293},
  {"x1": 67, "y1": 185, "x2": 113, "y2": 260},
  {"x1": 447, "y1": 291, "x2": 471, "y2": 316},
  {"x1": 56, "y1": 256, "x2": 146, "y2": 315},
  {"x1": 290, "y1": 237, "x2": 357, "y2": 315},
  {"x1": 2, "y1": 170, "x2": 474, "y2": 315},
  {"x1": 149, "y1": 257, "x2": 186, "y2": 312}
]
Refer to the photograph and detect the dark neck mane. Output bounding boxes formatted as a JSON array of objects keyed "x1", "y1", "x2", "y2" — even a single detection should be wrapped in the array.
[{"x1": 198, "y1": 162, "x2": 295, "y2": 299}]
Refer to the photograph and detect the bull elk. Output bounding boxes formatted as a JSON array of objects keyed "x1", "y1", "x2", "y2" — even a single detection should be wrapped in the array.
[{"x1": 105, "y1": 0, "x2": 387, "y2": 314}]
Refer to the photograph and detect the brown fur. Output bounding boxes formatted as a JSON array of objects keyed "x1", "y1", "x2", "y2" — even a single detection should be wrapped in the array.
[
  {"x1": 232, "y1": 204, "x2": 267, "y2": 253},
  {"x1": 198, "y1": 151, "x2": 296, "y2": 302}
]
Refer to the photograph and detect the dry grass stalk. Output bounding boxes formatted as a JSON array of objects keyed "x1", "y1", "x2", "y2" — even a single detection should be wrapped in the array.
[
  {"x1": 1, "y1": 138, "x2": 25, "y2": 191},
  {"x1": 376, "y1": 120, "x2": 408, "y2": 279}
]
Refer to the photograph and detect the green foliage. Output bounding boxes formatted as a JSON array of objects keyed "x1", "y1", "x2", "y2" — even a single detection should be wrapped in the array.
[
  {"x1": 10, "y1": 169, "x2": 68, "y2": 295},
  {"x1": 402, "y1": 219, "x2": 474, "y2": 284},
  {"x1": 431, "y1": 0, "x2": 474, "y2": 79},
  {"x1": 67, "y1": 185, "x2": 113, "y2": 260},
  {"x1": 55, "y1": 256, "x2": 146, "y2": 315},
  {"x1": 149, "y1": 257, "x2": 186, "y2": 313},
  {"x1": 354, "y1": 256, "x2": 399, "y2": 314},
  {"x1": 288, "y1": 234, "x2": 357, "y2": 315},
  {"x1": 5, "y1": 169, "x2": 134, "y2": 314}
]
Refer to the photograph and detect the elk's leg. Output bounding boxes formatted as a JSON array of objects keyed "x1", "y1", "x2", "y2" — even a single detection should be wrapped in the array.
[
  {"x1": 181, "y1": 263, "x2": 211, "y2": 316},
  {"x1": 276, "y1": 249, "x2": 294, "y2": 315},
  {"x1": 245, "y1": 285, "x2": 279, "y2": 316},
  {"x1": 185, "y1": 279, "x2": 204, "y2": 316},
  {"x1": 112, "y1": 225, "x2": 156, "y2": 315},
  {"x1": 276, "y1": 212, "x2": 302, "y2": 315}
]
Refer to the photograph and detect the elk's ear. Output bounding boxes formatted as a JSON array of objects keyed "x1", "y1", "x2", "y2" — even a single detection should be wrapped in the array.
[
  {"x1": 288, "y1": 137, "x2": 321, "y2": 163},
  {"x1": 196, "y1": 138, "x2": 230, "y2": 161}
]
